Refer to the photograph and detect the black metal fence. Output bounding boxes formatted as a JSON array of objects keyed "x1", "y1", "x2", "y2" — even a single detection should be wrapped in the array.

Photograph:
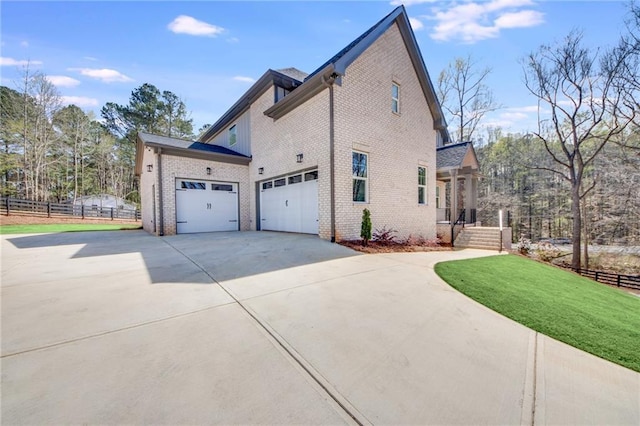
[
  {"x1": 564, "y1": 266, "x2": 640, "y2": 290},
  {"x1": 1, "y1": 197, "x2": 140, "y2": 221}
]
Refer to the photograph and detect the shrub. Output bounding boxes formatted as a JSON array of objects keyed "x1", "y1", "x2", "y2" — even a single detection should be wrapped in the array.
[
  {"x1": 360, "y1": 208, "x2": 372, "y2": 246},
  {"x1": 536, "y1": 242, "x2": 562, "y2": 262},
  {"x1": 517, "y1": 235, "x2": 531, "y2": 255},
  {"x1": 373, "y1": 226, "x2": 398, "y2": 245}
]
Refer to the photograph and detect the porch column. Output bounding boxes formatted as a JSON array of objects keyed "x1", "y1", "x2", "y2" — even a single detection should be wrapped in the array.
[
  {"x1": 464, "y1": 174, "x2": 475, "y2": 222},
  {"x1": 450, "y1": 169, "x2": 458, "y2": 223}
]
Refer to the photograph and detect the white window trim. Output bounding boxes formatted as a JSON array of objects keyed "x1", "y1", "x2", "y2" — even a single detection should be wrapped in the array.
[
  {"x1": 392, "y1": 82, "x2": 400, "y2": 115},
  {"x1": 229, "y1": 125, "x2": 237, "y2": 146},
  {"x1": 435, "y1": 186, "x2": 440, "y2": 209},
  {"x1": 418, "y1": 166, "x2": 427, "y2": 205},
  {"x1": 353, "y1": 151, "x2": 368, "y2": 203}
]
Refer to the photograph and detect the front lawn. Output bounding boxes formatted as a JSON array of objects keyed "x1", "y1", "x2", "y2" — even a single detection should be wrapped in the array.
[
  {"x1": 0, "y1": 223, "x2": 141, "y2": 235},
  {"x1": 435, "y1": 255, "x2": 640, "y2": 372}
]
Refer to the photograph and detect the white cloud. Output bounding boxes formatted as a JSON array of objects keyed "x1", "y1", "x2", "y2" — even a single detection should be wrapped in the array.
[
  {"x1": 409, "y1": 17, "x2": 424, "y2": 31},
  {"x1": 500, "y1": 111, "x2": 529, "y2": 120},
  {"x1": 0, "y1": 56, "x2": 42, "y2": 66},
  {"x1": 20, "y1": 41, "x2": 29, "y2": 48},
  {"x1": 61, "y1": 96, "x2": 99, "y2": 107},
  {"x1": 47, "y1": 75, "x2": 81, "y2": 87},
  {"x1": 226, "y1": 37, "x2": 240, "y2": 43},
  {"x1": 70, "y1": 68, "x2": 133, "y2": 83},
  {"x1": 495, "y1": 10, "x2": 544, "y2": 28},
  {"x1": 168, "y1": 15, "x2": 225, "y2": 37},
  {"x1": 429, "y1": 0, "x2": 544, "y2": 43},
  {"x1": 506, "y1": 105, "x2": 541, "y2": 113},
  {"x1": 83, "y1": 56, "x2": 98, "y2": 61},
  {"x1": 233, "y1": 76, "x2": 255, "y2": 83}
]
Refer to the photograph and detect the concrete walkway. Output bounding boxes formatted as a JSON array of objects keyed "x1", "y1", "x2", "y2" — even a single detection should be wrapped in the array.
[{"x1": 2, "y1": 231, "x2": 638, "y2": 424}]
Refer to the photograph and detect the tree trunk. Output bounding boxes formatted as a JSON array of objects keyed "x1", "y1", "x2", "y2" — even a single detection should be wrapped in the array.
[{"x1": 571, "y1": 185, "x2": 582, "y2": 270}]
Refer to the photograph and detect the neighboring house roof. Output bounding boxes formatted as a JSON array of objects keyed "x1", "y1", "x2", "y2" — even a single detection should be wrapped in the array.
[
  {"x1": 436, "y1": 141, "x2": 479, "y2": 170},
  {"x1": 198, "y1": 69, "x2": 305, "y2": 143},
  {"x1": 74, "y1": 195, "x2": 136, "y2": 210},
  {"x1": 264, "y1": 5, "x2": 449, "y2": 142},
  {"x1": 135, "y1": 132, "x2": 251, "y2": 175}
]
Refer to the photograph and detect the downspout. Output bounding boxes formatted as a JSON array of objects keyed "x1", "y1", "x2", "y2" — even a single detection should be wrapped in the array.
[
  {"x1": 322, "y1": 74, "x2": 337, "y2": 242},
  {"x1": 157, "y1": 147, "x2": 164, "y2": 236}
]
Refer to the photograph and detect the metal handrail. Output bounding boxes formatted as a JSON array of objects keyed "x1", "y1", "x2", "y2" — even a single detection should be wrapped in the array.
[{"x1": 451, "y1": 209, "x2": 466, "y2": 247}]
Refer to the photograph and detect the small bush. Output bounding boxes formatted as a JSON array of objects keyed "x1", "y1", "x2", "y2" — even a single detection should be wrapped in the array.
[
  {"x1": 373, "y1": 226, "x2": 398, "y2": 245},
  {"x1": 536, "y1": 242, "x2": 561, "y2": 262},
  {"x1": 360, "y1": 208, "x2": 372, "y2": 246},
  {"x1": 517, "y1": 235, "x2": 531, "y2": 255}
]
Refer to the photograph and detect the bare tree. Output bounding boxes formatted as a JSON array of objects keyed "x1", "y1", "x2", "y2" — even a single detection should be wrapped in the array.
[
  {"x1": 437, "y1": 54, "x2": 499, "y2": 143},
  {"x1": 523, "y1": 30, "x2": 637, "y2": 270}
]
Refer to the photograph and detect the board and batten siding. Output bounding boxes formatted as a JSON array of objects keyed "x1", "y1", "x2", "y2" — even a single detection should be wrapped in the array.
[{"x1": 206, "y1": 109, "x2": 252, "y2": 157}]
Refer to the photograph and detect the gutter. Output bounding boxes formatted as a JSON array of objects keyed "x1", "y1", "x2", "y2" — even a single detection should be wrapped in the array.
[
  {"x1": 157, "y1": 147, "x2": 164, "y2": 236},
  {"x1": 322, "y1": 73, "x2": 337, "y2": 243}
]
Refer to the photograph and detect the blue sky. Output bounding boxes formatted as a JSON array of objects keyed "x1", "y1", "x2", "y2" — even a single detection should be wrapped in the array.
[{"x1": 1, "y1": 1, "x2": 631, "y2": 138}]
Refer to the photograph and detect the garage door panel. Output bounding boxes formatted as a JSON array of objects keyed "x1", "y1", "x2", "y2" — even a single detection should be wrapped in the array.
[
  {"x1": 259, "y1": 170, "x2": 318, "y2": 235},
  {"x1": 176, "y1": 179, "x2": 239, "y2": 234}
]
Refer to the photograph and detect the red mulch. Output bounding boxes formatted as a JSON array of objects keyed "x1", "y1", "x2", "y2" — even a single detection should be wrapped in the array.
[{"x1": 338, "y1": 240, "x2": 452, "y2": 254}]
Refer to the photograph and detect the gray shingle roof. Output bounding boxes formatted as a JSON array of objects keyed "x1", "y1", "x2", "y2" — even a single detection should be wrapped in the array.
[
  {"x1": 436, "y1": 142, "x2": 471, "y2": 169},
  {"x1": 138, "y1": 132, "x2": 249, "y2": 158},
  {"x1": 275, "y1": 67, "x2": 308, "y2": 82}
]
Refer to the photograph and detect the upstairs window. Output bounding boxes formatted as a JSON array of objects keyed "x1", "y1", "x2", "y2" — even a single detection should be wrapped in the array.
[
  {"x1": 353, "y1": 151, "x2": 368, "y2": 203},
  {"x1": 229, "y1": 125, "x2": 237, "y2": 146},
  {"x1": 418, "y1": 167, "x2": 427, "y2": 204},
  {"x1": 435, "y1": 186, "x2": 440, "y2": 208},
  {"x1": 392, "y1": 82, "x2": 400, "y2": 114},
  {"x1": 275, "y1": 86, "x2": 290, "y2": 103}
]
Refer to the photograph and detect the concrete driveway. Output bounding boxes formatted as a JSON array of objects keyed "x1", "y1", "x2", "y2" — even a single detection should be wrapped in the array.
[{"x1": 1, "y1": 230, "x2": 638, "y2": 424}]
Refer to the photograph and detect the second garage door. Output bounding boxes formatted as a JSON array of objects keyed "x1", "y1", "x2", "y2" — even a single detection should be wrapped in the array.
[
  {"x1": 175, "y1": 179, "x2": 239, "y2": 234},
  {"x1": 260, "y1": 170, "x2": 318, "y2": 234}
]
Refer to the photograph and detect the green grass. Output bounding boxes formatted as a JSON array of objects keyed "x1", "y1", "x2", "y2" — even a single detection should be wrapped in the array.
[
  {"x1": 0, "y1": 223, "x2": 142, "y2": 235},
  {"x1": 435, "y1": 255, "x2": 640, "y2": 372}
]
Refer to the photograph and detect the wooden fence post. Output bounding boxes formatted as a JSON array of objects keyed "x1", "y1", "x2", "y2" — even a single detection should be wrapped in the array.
[
  {"x1": 81, "y1": 204, "x2": 85, "y2": 219},
  {"x1": 47, "y1": 202, "x2": 51, "y2": 218},
  {"x1": 6, "y1": 197, "x2": 10, "y2": 216},
  {"x1": 617, "y1": 275, "x2": 621, "y2": 287},
  {"x1": 111, "y1": 207, "x2": 114, "y2": 220}
]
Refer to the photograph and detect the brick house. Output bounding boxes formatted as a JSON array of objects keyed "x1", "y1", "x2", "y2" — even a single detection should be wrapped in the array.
[{"x1": 135, "y1": 6, "x2": 477, "y2": 242}]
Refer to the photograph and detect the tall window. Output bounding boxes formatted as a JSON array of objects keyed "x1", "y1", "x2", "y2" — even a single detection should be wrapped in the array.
[
  {"x1": 229, "y1": 125, "x2": 237, "y2": 146},
  {"x1": 435, "y1": 186, "x2": 440, "y2": 208},
  {"x1": 418, "y1": 167, "x2": 427, "y2": 204},
  {"x1": 353, "y1": 151, "x2": 368, "y2": 202},
  {"x1": 275, "y1": 86, "x2": 290, "y2": 102},
  {"x1": 392, "y1": 82, "x2": 400, "y2": 114}
]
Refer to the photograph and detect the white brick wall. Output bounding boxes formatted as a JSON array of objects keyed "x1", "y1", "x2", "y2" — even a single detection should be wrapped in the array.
[
  {"x1": 139, "y1": 148, "x2": 250, "y2": 236},
  {"x1": 333, "y1": 23, "x2": 438, "y2": 241},
  {"x1": 250, "y1": 86, "x2": 333, "y2": 238}
]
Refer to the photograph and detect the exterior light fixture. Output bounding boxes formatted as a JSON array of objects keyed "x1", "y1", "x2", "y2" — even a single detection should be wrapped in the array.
[
  {"x1": 258, "y1": 167, "x2": 264, "y2": 175},
  {"x1": 206, "y1": 167, "x2": 212, "y2": 175},
  {"x1": 146, "y1": 164, "x2": 153, "y2": 172},
  {"x1": 296, "y1": 153, "x2": 303, "y2": 163}
]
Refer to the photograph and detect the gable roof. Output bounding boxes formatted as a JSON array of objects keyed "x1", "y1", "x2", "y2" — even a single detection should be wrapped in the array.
[
  {"x1": 436, "y1": 141, "x2": 478, "y2": 170},
  {"x1": 264, "y1": 6, "x2": 449, "y2": 142},
  {"x1": 198, "y1": 69, "x2": 305, "y2": 143},
  {"x1": 136, "y1": 132, "x2": 250, "y2": 175}
]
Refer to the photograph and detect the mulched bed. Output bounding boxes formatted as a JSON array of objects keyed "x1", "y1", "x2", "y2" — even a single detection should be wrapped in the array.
[{"x1": 339, "y1": 240, "x2": 452, "y2": 254}]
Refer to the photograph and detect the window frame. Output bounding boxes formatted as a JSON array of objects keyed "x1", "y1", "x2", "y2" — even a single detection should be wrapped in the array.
[
  {"x1": 392, "y1": 82, "x2": 400, "y2": 114},
  {"x1": 352, "y1": 151, "x2": 368, "y2": 203},
  {"x1": 435, "y1": 186, "x2": 440, "y2": 208},
  {"x1": 228, "y1": 124, "x2": 237, "y2": 146},
  {"x1": 418, "y1": 166, "x2": 427, "y2": 205}
]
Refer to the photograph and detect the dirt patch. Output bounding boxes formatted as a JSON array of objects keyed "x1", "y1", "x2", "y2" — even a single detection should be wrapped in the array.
[
  {"x1": 0, "y1": 213, "x2": 141, "y2": 227},
  {"x1": 339, "y1": 240, "x2": 452, "y2": 254}
]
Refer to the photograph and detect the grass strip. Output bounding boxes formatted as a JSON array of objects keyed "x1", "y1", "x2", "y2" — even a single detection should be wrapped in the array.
[
  {"x1": 435, "y1": 254, "x2": 640, "y2": 372},
  {"x1": 0, "y1": 223, "x2": 141, "y2": 235}
]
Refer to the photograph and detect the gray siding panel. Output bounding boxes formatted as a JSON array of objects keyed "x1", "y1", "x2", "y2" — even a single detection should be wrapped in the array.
[{"x1": 210, "y1": 109, "x2": 251, "y2": 156}]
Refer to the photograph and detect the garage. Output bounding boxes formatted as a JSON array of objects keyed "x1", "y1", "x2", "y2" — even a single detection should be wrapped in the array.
[
  {"x1": 260, "y1": 170, "x2": 318, "y2": 234},
  {"x1": 175, "y1": 179, "x2": 239, "y2": 234}
]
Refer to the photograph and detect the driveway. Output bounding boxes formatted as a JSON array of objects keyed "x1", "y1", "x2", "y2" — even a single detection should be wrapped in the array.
[{"x1": 1, "y1": 230, "x2": 638, "y2": 424}]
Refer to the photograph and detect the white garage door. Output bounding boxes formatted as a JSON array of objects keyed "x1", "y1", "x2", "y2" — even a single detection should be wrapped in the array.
[
  {"x1": 175, "y1": 179, "x2": 239, "y2": 234},
  {"x1": 260, "y1": 170, "x2": 318, "y2": 234}
]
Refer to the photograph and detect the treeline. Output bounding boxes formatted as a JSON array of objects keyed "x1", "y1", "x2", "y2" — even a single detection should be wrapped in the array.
[
  {"x1": 0, "y1": 69, "x2": 200, "y2": 206},
  {"x1": 476, "y1": 130, "x2": 640, "y2": 245}
]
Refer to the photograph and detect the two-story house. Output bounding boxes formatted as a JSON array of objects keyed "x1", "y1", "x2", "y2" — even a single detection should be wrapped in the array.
[{"x1": 136, "y1": 6, "x2": 469, "y2": 242}]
